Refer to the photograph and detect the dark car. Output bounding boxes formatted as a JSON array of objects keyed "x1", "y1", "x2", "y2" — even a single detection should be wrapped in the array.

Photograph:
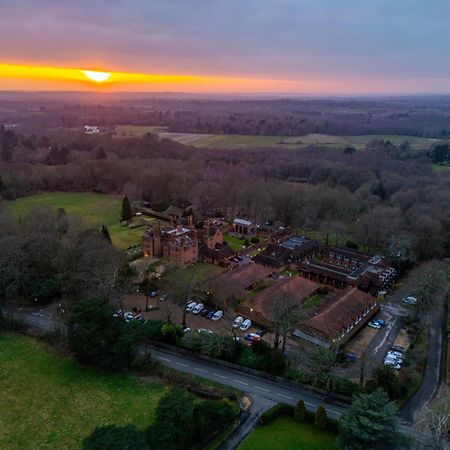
[
  {"x1": 374, "y1": 319, "x2": 386, "y2": 327},
  {"x1": 207, "y1": 311, "x2": 216, "y2": 320},
  {"x1": 200, "y1": 309, "x2": 210, "y2": 317},
  {"x1": 148, "y1": 290, "x2": 159, "y2": 298},
  {"x1": 256, "y1": 329, "x2": 268, "y2": 336}
]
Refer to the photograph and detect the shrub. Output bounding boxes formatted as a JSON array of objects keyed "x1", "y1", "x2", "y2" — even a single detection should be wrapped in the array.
[
  {"x1": 314, "y1": 406, "x2": 328, "y2": 430},
  {"x1": 294, "y1": 400, "x2": 306, "y2": 422},
  {"x1": 260, "y1": 403, "x2": 294, "y2": 425},
  {"x1": 284, "y1": 369, "x2": 314, "y2": 385},
  {"x1": 250, "y1": 237, "x2": 260, "y2": 244}
]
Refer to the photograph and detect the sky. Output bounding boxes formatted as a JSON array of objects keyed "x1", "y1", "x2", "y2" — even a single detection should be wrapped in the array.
[{"x1": 1, "y1": 0, "x2": 450, "y2": 94}]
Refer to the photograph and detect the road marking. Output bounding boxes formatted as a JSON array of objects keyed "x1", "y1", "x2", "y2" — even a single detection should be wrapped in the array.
[
  {"x1": 195, "y1": 368, "x2": 208, "y2": 373},
  {"x1": 157, "y1": 357, "x2": 170, "y2": 362},
  {"x1": 276, "y1": 392, "x2": 293, "y2": 400},
  {"x1": 175, "y1": 362, "x2": 189, "y2": 368},
  {"x1": 255, "y1": 386, "x2": 270, "y2": 392},
  {"x1": 233, "y1": 379, "x2": 249, "y2": 386},
  {"x1": 213, "y1": 373, "x2": 228, "y2": 379}
]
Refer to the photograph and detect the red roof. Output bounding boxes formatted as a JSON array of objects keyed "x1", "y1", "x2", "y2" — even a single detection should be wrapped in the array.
[
  {"x1": 298, "y1": 287, "x2": 378, "y2": 344},
  {"x1": 219, "y1": 262, "x2": 272, "y2": 291}
]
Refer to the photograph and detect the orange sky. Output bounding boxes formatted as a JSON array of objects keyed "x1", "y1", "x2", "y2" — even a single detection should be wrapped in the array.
[
  {"x1": 2, "y1": 62, "x2": 449, "y2": 95},
  {"x1": 0, "y1": 63, "x2": 306, "y2": 93}
]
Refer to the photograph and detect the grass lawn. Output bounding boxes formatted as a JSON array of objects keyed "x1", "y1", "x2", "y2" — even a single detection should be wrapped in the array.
[
  {"x1": 303, "y1": 293, "x2": 326, "y2": 310},
  {"x1": 224, "y1": 235, "x2": 246, "y2": 251},
  {"x1": 184, "y1": 262, "x2": 222, "y2": 284},
  {"x1": 238, "y1": 415, "x2": 338, "y2": 450},
  {"x1": 6, "y1": 192, "x2": 143, "y2": 250},
  {"x1": 0, "y1": 334, "x2": 167, "y2": 450},
  {"x1": 432, "y1": 163, "x2": 450, "y2": 172}
]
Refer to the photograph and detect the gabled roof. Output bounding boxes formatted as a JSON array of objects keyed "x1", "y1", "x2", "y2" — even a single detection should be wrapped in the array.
[
  {"x1": 218, "y1": 262, "x2": 272, "y2": 291},
  {"x1": 297, "y1": 287, "x2": 377, "y2": 343},
  {"x1": 240, "y1": 276, "x2": 319, "y2": 324}
]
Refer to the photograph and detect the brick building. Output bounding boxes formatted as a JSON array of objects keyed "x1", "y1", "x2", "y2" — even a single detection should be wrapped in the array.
[{"x1": 142, "y1": 221, "x2": 199, "y2": 266}]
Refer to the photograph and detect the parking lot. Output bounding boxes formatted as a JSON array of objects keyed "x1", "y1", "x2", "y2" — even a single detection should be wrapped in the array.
[{"x1": 118, "y1": 292, "x2": 262, "y2": 341}]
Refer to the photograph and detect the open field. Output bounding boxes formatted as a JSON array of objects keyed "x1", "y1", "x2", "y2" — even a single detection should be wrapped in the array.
[
  {"x1": 238, "y1": 415, "x2": 338, "y2": 450},
  {"x1": 0, "y1": 334, "x2": 166, "y2": 450},
  {"x1": 432, "y1": 163, "x2": 450, "y2": 172},
  {"x1": 114, "y1": 125, "x2": 440, "y2": 150},
  {"x1": 115, "y1": 124, "x2": 166, "y2": 136},
  {"x1": 6, "y1": 192, "x2": 143, "y2": 249}
]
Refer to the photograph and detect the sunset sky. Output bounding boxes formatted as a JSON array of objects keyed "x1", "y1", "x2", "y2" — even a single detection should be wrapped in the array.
[{"x1": 1, "y1": 0, "x2": 450, "y2": 94}]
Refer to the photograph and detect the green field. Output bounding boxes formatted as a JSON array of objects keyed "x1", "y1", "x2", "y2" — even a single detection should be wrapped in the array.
[
  {"x1": 114, "y1": 125, "x2": 440, "y2": 150},
  {"x1": 0, "y1": 334, "x2": 166, "y2": 450},
  {"x1": 432, "y1": 163, "x2": 450, "y2": 172},
  {"x1": 6, "y1": 192, "x2": 143, "y2": 249},
  {"x1": 115, "y1": 125, "x2": 166, "y2": 137},
  {"x1": 238, "y1": 416, "x2": 338, "y2": 450},
  {"x1": 224, "y1": 235, "x2": 246, "y2": 251}
]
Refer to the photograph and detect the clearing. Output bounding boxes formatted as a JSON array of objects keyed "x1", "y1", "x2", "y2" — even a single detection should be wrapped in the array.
[
  {"x1": 0, "y1": 334, "x2": 166, "y2": 450},
  {"x1": 115, "y1": 125, "x2": 439, "y2": 150},
  {"x1": 6, "y1": 192, "x2": 143, "y2": 250},
  {"x1": 238, "y1": 415, "x2": 337, "y2": 450}
]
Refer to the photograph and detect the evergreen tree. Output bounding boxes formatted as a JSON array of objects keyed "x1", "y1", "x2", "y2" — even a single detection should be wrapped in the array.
[
  {"x1": 337, "y1": 389, "x2": 402, "y2": 450},
  {"x1": 314, "y1": 405, "x2": 327, "y2": 430},
  {"x1": 83, "y1": 425, "x2": 148, "y2": 450},
  {"x1": 121, "y1": 196, "x2": 133, "y2": 222},
  {"x1": 294, "y1": 399, "x2": 306, "y2": 423},
  {"x1": 101, "y1": 225, "x2": 112, "y2": 244}
]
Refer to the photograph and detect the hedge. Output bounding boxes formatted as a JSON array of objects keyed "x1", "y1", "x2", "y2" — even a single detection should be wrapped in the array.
[{"x1": 260, "y1": 403, "x2": 339, "y2": 433}]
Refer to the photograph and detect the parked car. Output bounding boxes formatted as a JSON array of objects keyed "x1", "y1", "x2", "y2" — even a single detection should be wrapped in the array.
[
  {"x1": 233, "y1": 336, "x2": 242, "y2": 342},
  {"x1": 212, "y1": 310, "x2": 224, "y2": 321},
  {"x1": 159, "y1": 294, "x2": 167, "y2": 302},
  {"x1": 256, "y1": 329, "x2": 268, "y2": 336},
  {"x1": 384, "y1": 360, "x2": 401, "y2": 370},
  {"x1": 200, "y1": 309, "x2": 210, "y2": 317},
  {"x1": 236, "y1": 256, "x2": 243, "y2": 261},
  {"x1": 185, "y1": 301, "x2": 197, "y2": 312},
  {"x1": 373, "y1": 319, "x2": 386, "y2": 327},
  {"x1": 192, "y1": 303, "x2": 204, "y2": 315},
  {"x1": 402, "y1": 295, "x2": 418, "y2": 305},
  {"x1": 198, "y1": 328, "x2": 213, "y2": 335},
  {"x1": 233, "y1": 316, "x2": 244, "y2": 328},
  {"x1": 148, "y1": 290, "x2": 159, "y2": 298},
  {"x1": 183, "y1": 327, "x2": 193, "y2": 333},
  {"x1": 368, "y1": 321, "x2": 381, "y2": 329},
  {"x1": 240, "y1": 319, "x2": 252, "y2": 331},
  {"x1": 391, "y1": 345, "x2": 406, "y2": 354},
  {"x1": 207, "y1": 311, "x2": 216, "y2": 320},
  {"x1": 244, "y1": 333, "x2": 260, "y2": 342}
]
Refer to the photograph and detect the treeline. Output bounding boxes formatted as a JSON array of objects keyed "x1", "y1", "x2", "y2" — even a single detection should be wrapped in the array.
[
  {"x1": 3, "y1": 95, "x2": 450, "y2": 138},
  {"x1": 1, "y1": 127, "x2": 450, "y2": 262}
]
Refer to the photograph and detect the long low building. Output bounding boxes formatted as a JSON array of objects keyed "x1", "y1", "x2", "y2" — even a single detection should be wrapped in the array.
[
  {"x1": 293, "y1": 287, "x2": 379, "y2": 348},
  {"x1": 218, "y1": 262, "x2": 273, "y2": 292},
  {"x1": 238, "y1": 276, "x2": 319, "y2": 327}
]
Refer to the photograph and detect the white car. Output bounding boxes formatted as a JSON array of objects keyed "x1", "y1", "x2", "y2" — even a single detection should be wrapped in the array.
[
  {"x1": 198, "y1": 328, "x2": 213, "y2": 335},
  {"x1": 384, "y1": 359, "x2": 401, "y2": 370},
  {"x1": 192, "y1": 303, "x2": 204, "y2": 315},
  {"x1": 240, "y1": 319, "x2": 252, "y2": 331},
  {"x1": 368, "y1": 321, "x2": 381, "y2": 329},
  {"x1": 233, "y1": 316, "x2": 244, "y2": 328},
  {"x1": 212, "y1": 310, "x2": 224, "y2": 321},
  {"x1": 185, "y1": 301, "x2": 197, "y2": 312},
  {"x1": 402, "y1": 296, "x2": 418, "y2": 305}
]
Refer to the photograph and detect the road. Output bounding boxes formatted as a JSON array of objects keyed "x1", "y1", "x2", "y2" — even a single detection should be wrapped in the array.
[
  {"x1": 150, "y1": 346, "x2": 346, "y2": 420},
  {"x1": 1, "y1": 305, "x2": 432, "y2": 448}
]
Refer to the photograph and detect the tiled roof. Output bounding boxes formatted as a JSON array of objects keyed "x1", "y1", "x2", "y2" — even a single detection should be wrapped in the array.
[
  {"x1": 240, "y1": 276, "x2": 319, "y2": 323},
  {"x1": 298, "y1": 287, "x2": 377, "y2": 343},
  {"x1": 218, "y1": 262, "x2": 272, "y2": 291}
]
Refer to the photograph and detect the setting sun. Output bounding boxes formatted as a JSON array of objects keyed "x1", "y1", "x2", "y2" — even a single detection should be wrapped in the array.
[{"x1": 82, "y1": 70, "x2": 111, "y2": 83}]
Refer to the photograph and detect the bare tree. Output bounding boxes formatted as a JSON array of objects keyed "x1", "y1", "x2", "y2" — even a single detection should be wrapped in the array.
[
  {"x1": 307, "y1": 347, "x2": 339, "y2": 399},
  {"x1": 271, "y1": 289, "x2": 307, "y2": 353}
]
